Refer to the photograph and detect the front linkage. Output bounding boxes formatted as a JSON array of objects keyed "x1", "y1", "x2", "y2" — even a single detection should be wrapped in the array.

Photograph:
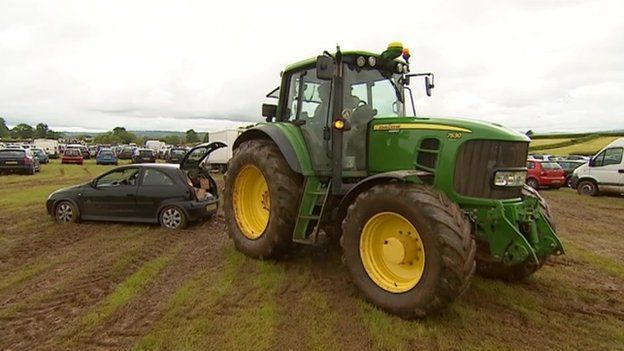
[{"x1": 467, "y1": 198, "x2": 565, "y2": 266}]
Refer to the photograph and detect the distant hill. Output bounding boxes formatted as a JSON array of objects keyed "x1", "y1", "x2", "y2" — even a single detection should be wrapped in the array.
[{"x1": 61, "y1": 130, "x2": 199, "y2": 139}]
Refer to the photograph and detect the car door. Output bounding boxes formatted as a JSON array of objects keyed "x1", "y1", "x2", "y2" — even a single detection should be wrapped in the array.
[
  {"x1": 589, "y1": 147, "x2": 623, "y2": 190},
  {"x1": 80, "y1": 167, "x2": 140, "y2": 219},
  {"x1": 135, "y1": 168, "x2": 186, "y2": 220}
]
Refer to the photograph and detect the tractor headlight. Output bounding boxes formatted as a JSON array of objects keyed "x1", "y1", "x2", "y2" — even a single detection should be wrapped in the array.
[
  {"x1": 493, "y1": 170, "x2": 527, "y2": 187},
  {"x1": 356, "y1": 56, "x2": 366, "y2": 67},
  {"x1": 396, "y1": 63, "x2": 403, "y2": 73},
  {"x1": 368, "y1": 56, "x2": 376, "y2": 67}
]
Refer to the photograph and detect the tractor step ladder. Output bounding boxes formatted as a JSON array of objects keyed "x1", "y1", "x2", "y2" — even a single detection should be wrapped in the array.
[{"x1": 293, "y1": 177, "x2": 331, "y2": 244}]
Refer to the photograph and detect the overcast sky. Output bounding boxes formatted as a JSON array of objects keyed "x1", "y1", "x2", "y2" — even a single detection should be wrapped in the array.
[{"x1": 1, "y1": 0, "x2": 622, "y2": 133}]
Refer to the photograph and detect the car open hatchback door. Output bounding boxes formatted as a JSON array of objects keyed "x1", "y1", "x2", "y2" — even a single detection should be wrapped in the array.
[{"x1": 180, "y1": 142, "x2": 227, "y2": 171}]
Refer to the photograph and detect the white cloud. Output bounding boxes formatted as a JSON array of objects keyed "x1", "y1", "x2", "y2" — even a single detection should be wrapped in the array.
[{"x1": 0, "y1": 0, "x2": 623, "y2": 133}]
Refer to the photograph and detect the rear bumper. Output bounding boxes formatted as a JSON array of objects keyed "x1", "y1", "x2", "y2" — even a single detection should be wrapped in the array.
[
  {"x1": 539, "y1": 176, "x2": 565, "y2": 186},
  {"x1": 179, "y1": 197, "x2": 219, "y2": 221},
  {"x1": 0, "y1": 165, "x2": 33, "y2": 173},
  {"x1": 62, "y1": 159, "x2": 83, "y2": 164},
  {"x1": 96, "y1": 159, "x2": 118, "y2": 164}
]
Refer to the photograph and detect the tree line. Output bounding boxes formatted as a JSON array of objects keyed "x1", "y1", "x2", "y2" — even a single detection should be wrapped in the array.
[
  {"x1": 0, "y1": 118, "x2": 64, "y2": 140},
  {"x1": 1, "y1": 118, "x2": 208, "y2": 146}
]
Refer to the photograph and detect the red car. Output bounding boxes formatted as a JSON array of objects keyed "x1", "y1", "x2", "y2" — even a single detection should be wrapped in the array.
[
  {"x1": 62, "y1": 148, "x2": 84, "y2": 165},
  {"x1": 526, "y1": 159, "x2": 565, "y2": 190}
]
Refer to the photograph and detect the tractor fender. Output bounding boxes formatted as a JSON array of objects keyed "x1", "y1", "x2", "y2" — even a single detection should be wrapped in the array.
[
  {"x1": 234, "y1": 125, "x2": 305, "y2": 174},
  {"x1": 335, "y1": 170, "x2": 431, "y2": 224}
]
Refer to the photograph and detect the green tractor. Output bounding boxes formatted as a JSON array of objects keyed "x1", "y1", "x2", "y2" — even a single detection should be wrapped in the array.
[{"x1": 223, "y1": 43, "x2": 564, "y2": 318}]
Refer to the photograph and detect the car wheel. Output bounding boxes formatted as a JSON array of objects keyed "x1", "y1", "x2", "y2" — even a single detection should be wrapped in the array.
[
  {"x1": 577, "y1": 180, "x2": 598, "y2": 196},
  {"x1": 28, "y1": 167, "x2": 35, "y2": 175},
  {"x1": 55, "y1": 201, "x2": 80, "y2": 223},
  {"x1": 526, "y1": 178, "x2": 539, "y2": 190},
  {"x1": 159, "y1": 206, "x2": 187, "y2": 230},
  {"x1": 566, "y1": 176, "x2": 572, "y2": 188}
]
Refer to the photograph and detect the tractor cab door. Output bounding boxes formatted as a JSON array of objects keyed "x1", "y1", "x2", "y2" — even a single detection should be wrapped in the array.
[{"x1": 281, "y1": 67, "x2": 332, "y2": 175}]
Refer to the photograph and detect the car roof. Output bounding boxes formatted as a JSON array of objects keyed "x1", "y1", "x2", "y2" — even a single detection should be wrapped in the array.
[{"x1": 116, "y1": 163, "x2": 180, "y2": 169}]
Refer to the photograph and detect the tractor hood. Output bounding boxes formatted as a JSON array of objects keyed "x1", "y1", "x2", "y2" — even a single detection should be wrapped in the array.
[{"x1": 369, "y1": 116, "x2": 529, "y2": 143}]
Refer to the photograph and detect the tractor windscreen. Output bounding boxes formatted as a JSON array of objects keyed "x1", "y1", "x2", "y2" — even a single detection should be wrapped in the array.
[{"x1": 343, "y1": 65, "x2": 405, "y2": 118}]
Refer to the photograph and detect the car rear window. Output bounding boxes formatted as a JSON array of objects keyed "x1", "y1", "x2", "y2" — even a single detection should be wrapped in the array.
[
  {"x1": 139, "y1": 150, "x2": 153, "y2": 156},
  {"x1": 65, "y1": 149, "x2": 81, "y2": 156},
  {"x1": 172, "y1": 149, "x2": 186, "y2": 155},
  {"x1": 0, "y1": 150, "x2": 25, "y2": 158},
  {"x1": 541, "y1": 162, "x2": 562, "y2": 170},
  {"x1": 99, "y1": 151, "x2": 114, "y2": 156}
]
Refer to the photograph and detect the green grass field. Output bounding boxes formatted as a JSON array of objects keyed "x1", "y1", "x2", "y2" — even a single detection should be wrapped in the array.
[
  {"x1": 1, "y1": 160, "x2": 623, "y2": 350},
  {"x1": 530, "y1": 136, "x2": 621, "y2": 156}
]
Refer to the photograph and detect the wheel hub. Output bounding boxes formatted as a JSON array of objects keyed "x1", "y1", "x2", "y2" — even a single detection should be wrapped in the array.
[
  {"x1": 360, "y1": 212, "x2": 426, "y2": 293},
  {"x1": 232, "y1": 165, "x2": 270, "y2": 239}
]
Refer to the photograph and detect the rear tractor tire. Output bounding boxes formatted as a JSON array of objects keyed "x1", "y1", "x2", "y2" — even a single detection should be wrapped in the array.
[
  {"x1": 341, "y1": 183, "x2": 476, "y2": 318},
  {"x1": 224, "y1": 139, "x2": 303, "y2": 259},
  {"x1": 477, "y1": 185, "x2": 556, "y2": 281}
]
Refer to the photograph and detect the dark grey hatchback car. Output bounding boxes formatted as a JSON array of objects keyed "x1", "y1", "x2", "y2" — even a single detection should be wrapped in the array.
[{"x1": 46, "y1": 142, "x2": 225, "y2": 229}]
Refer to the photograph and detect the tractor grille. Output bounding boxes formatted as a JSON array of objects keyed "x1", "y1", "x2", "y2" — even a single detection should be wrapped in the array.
[{"x1": 454, "y1": 140, "x2": 529, "y2": 199}]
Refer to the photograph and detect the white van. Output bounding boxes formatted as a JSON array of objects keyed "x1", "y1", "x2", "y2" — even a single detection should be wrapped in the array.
[{"x1": 571, "y1": 137, "x2": 624, "y2": 196}]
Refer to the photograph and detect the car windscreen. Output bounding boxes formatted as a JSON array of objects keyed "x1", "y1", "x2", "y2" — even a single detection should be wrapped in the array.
[
  {"x1": 139, "y1": 150, "x2": 153, "y2": 156},
  {"x1": 0, "y1": 150, "x2": 25, "y2": 158},
  {"x1": 172, "y1": 149, "x2": 186, "y2": 155},
  {"x1": 541, "y1": 162, "x2": 562, "y2": 170}
]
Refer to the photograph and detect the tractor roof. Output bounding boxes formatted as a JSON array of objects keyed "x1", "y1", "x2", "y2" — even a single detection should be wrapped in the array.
[{"x1": 284, "y1": 50, "x2": 384, "y2": 73}]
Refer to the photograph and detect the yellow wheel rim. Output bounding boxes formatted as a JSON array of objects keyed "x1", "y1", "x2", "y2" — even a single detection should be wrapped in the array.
[
  {"x1": 233, "y1": 165, "x2": 270, "y2": 239},
  {"x1": 360, "y1": 212, "x2": 426, "y2": 293}
]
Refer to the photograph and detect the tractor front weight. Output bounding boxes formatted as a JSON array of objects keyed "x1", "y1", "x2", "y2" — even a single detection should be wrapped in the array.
[{"x1": 468, "y1": 200, "x2": 564, "y2": 266}]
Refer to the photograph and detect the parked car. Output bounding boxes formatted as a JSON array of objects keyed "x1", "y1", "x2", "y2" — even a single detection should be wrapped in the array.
[
  {"x1": 67, "y1": 144, "x2": 90, "y2": 159},
  {"x1": 526, "y1": 159, "x2": 566, "y2": 190},
  {"x1": 117, "y1": 146, "x2": 135, "y2": 160},
  {"x1": 31, "y1": 148, "x2": 50, "y2": 164},
  {"x1": 565, "y1": 155, "x2": 590, "y2": 161},
  {"x1": 556, "y1": 160, "x2": 586, "y2": 187},
  {"x1": 166, "y1": 147, "x2": 187, "y2": 164},
  {"x1": 46, "y1": 142, "x2": 226, "y2": 229},
  {"x1": 570, "y1": 138, "x2": 624, "y2": 196},
  {"x1": 96, "y1": 148, "x2": 118, "y2": 165},
  {"x1": 132, "y1": 148, "x2": 156, "y2": 164},
  {"x1": 62, "y1": 148, "x2": 84, "y2": 165},
  {"x1": 0, "y1": 148, "x2": 40, "y2": 175}
]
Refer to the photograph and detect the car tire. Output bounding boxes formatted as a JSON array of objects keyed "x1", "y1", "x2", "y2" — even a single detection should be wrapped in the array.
[
  {"x1": 28, "y1": 167, "x2": 35, "y2": 175},
  {"x1": 526, "y1": 178, "x2": 539, "y2": 190},
  {"x1": 159, "y1": 206, "x2": 187, "y2": 230},
  {"x1": 577, "y1": 180, "x2": 598, "y2": 196},
  {"x1": 55, "y1": 200, "x2": 80, "y2": 224}
]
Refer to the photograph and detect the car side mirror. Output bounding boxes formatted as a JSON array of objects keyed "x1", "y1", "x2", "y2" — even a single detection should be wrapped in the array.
[
  {"x1": 262, "y1": 103, "x2": 277, "y2": 122},
  {"x1": 90, "y1": 179, "x2": 97, "y2": 187},
  {"x1": 588, "y1": 158, "x2": 595, "y2": 167},
  {"x1": 316, "y1": 55, "x2": 335, "y2": 80}
]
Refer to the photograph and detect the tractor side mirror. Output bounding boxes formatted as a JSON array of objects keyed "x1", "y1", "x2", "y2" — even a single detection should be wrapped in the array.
[
  {"x1": 262, "y1": 103, "x2": 277, "y2": 122},
  {"x1": 316, "y1": 56, "x2": 335, "y2": 80},
  {"x1": 425, "y1": 76, "x2": 434, "y2": 97}
]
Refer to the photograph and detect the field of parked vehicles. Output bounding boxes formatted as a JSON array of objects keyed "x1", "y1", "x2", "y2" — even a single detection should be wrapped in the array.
[{"x1": 0, "y1": 159, "x2": 622, "y2": 350}]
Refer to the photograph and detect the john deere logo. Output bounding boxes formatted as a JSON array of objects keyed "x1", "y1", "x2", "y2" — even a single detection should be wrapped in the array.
[{"x1": 447, "y1": 132, "x2": 462, "y2": 139}]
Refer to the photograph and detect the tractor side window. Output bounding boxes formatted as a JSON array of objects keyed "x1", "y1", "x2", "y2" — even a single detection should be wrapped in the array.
[{"x1": 285, "y1": 69, "x2": 328, "y2": 121}]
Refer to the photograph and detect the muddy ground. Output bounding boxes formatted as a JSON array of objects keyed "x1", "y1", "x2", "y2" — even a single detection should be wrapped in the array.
[{"x1": 0, "y1": 162, "x2": 622, "y2": 350}]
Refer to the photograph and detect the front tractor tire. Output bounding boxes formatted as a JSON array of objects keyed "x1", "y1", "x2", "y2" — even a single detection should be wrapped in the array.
[
  {"x1": 341, "y1": 183, "x2": 476, "y2": 318},
  {"x1": 477, "y1": 185, "x2": 556, "y2": 281},
  {"x1": 224, "y1": 139, "x2": 303, "y2": 259}
]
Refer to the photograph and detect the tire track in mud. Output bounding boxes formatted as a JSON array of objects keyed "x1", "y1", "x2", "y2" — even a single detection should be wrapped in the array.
[
  {"x1": 0, "y1": 225, "x2": 153, "y2": 315},
  {"x1": 0, "y1": 224, "x2": 188, "y2": 350},
  {"x1": 74, "y1": 218, "x2": 229, "y2": 350},
  {"x1": 270, "y1": 245, "x2": 371, "y2": 351}
]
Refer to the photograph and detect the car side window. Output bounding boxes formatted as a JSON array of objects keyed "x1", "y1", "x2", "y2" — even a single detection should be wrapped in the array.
[
  {"x1": 602, "y1": 147, "x2": 623, "y2": 166},
  {"x1": 527, "y1": 162, "x2": 535, "y2": 169},
  {"x1": 592, "y1": 148, "x2": 623, "y2": 167},
  {"x1": 96, "y1": 168, "x2": 140, "y2": 187},
  {"x1": 142, "y1": 169, "x2": 174, "y2": 186}
]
